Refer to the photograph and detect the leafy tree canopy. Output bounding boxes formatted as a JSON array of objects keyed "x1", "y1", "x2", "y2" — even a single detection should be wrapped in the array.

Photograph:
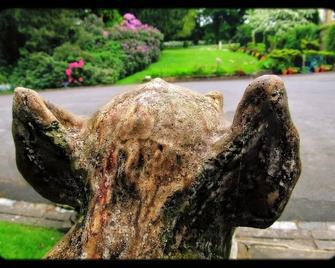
[
  {"x1": 121, "y1": 9, "x2": 197, "y2": 41},
  {"x1": 199, "y1": 9, "x2": 246, "y2": 43},
  {"x1": 244, "y1": 9, "x2": 320, "y2": 36}
]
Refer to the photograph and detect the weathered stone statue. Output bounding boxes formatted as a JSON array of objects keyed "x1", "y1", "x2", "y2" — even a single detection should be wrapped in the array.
[{"x1": 12, "y1": 76, "x2": 301, "y2": 259}]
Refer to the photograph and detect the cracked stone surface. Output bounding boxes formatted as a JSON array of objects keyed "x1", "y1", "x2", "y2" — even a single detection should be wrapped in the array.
[{"x1": 12, "y1": 76, "x2": 301, "y2": 259}]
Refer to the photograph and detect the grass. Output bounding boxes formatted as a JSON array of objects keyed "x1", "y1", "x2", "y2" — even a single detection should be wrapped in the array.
[
  {"x1": 0, "y1": 90, "x2": 14, "y2": 95},
  {"x1": 0, "y1": 220, "x2": 64, "y2": 259},
  {"x1": 117, "y1": 45, "x2": 263, "y2": 85}
]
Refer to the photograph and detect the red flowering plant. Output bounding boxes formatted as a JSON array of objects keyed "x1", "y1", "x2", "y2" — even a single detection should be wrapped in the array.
[{"x1": 65, "y1": 59, "x2": 85, "y2": 86}]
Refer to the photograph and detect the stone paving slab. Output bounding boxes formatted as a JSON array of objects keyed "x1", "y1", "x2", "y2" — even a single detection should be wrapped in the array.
[
  {"x1": 0, "y1": 198, "x2": 76, "y2": 230},
  {"x1": 232, "y1": 221, "x2": 335, "y2": 259},
  {"x1": 0, "y1": 213, "x2": 72, "y2": 229}
]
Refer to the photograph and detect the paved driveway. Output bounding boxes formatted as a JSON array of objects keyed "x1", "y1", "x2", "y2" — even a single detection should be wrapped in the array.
[{"x1": 1, "y1": 72, "x2": 334, "y2": 221}]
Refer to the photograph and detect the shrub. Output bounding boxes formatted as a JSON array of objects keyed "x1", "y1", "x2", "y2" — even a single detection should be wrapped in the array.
[
  {"x1": 109, "y1": 13, "x2": 164, "y2": 76},
  {"x1": 300, "y1": 39, "x2": 320, "y2": 50},
  {"x1": 53, "y1": 41, "x2": 126, "y2": 85},
  {"x1": 89, "y1": 40, "x2": 126, "y2": 77},
  {"x1": 53, "y1": 43, "x2": 95, "y2": 63},
  {"x1": 0, "y1": 67, "x2": 10, "y2": 84},
  {"x1": 82, "y1": 63, "x2": 119, "y2": 85},
  {"x1": 233, "y1": 24, "x2": 253, "y2": 46},
  {"x1": 227, "y1": 43, "x2": 240, "y2": 52},
  {"x1": 323, "y1": 24, "x2": 335, "y2": 51},
  {"x1": 73, "y1": 27, "x2": 106, "y2": 51},
  {"x1": 267, "y1": 49, "x2": 303, "y2": 73},
  {"x1": 120, "y1": 41, "x2": 152, "y2": 74},
  {"x1": 3, "y1": 12, "x2": 164, "y2": 90},
  {"x1": 304, "y1": 50, "x2": 335, "y2": 65},
  {"x1": 275, "y1": 23, "x2": 320, "y2": 50},
  {"x1": 247, "y1": 42, "x2": 266, "y2": 54},
  {"x1": 10, "y1": 52, "x2": 67, "y2": 89},
  {"x1": 65, "y1": 59, "x2": 85, "y2": 86},
  {"x1": 163, "y1": 41, "x2": 185, "y2": 49}
]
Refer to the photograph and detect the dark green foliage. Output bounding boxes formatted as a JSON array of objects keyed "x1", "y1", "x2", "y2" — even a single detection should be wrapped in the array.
[
  {"x1": 247, "y1": 43, "x2": 266, "y2": 54},
  {"x1": 275, "y1": 24, "x2": 320, "y2": 50},
  {"x1": 53, "y1": 41, "x2": 127, "y2": 86},
  {"x1": 0, "y1": 9, "x2": 163, "y2": 89},
  {"x1": 0, "y1": 67, "x2": 10, "y2": 84},
  {"x1": 10, "y1": 52, "x2": 67, "y2": 89},
  {"x1": 82, "y1": 64, "x2": 120, "y2": 85},
  {"x1": 91, "y1": 9, "x2": 123, "y2": 27},
  {"x1": 300, "y1": 39, "x2": 320, "y2": 50},
  {"x1": 53, "y1": 43, "x2": 95, "y2": 63},
  {"x1": 124, "y1": 9, "x2": 192, "y2": 41},
  {"x1": 12, "y1": 9, "x2": 78, "y2": 56},
  {"x1": 200, "y1": 9, "x2": 246, "y2": 44},
  {"x1": 0, "y1": 10, "x2": 25, "y2": 65},
  {"x1": 304, "y1": 50, "x2": 335, "y2": 65},
  {"x1": 264, "y1": 49, "x2": 303, "y2": 73},
  {"x1": 233, "y1": 24, "x2": 253, "y2": 46},
  {"x1": 323, "y1": 24, "x2": 335, "y2": 51}
]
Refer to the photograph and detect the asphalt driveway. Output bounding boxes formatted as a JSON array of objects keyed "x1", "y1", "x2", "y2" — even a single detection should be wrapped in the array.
[{"x1": 1, "y1": 72, "x2": 334, "y2": 221}]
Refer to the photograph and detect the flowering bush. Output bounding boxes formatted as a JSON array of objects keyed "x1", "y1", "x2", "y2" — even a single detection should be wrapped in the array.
[
  {"x1": 65, "y1": 59, "x2": 85, "y2": 86},
  {"x1": 109, "y1": 13, "x2": 164, "y2": 75},
  {"x1": 8, "y1": 13, "x2": 164, "y2": 89},
  {"x1": 53, "y1": 40, "x2": 126, "y2": 86}
]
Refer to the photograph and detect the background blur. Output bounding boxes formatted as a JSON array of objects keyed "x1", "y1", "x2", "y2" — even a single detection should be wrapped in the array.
[{"x1": 0, "y1": 8, "x2": 335, "y2": 221}]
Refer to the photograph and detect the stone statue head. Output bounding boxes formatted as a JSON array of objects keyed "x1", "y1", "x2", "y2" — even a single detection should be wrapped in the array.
[{"x1": 12, "y1": 76, "x2": 301, "y2": 259}]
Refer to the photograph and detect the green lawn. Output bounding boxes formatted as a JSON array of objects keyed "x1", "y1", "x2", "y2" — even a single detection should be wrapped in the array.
[
  {"x1": 0, "y1": 221, "x2": 64, "y2": 259},
  {"x1": 117, "y1": 45, "x2": 263, "y2": 85},
  {"x1": 0, "y1": 90, "x2": 14, "y2": 95}
]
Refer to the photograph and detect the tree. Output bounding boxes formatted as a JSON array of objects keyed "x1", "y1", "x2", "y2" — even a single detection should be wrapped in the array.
[
  {"x1": 199, "y1": 9, "x2": 246, "y2": 43},
  {"x1": 0, "y1": 9, "x2": 81, "y2": 64},
  {"x1": 91, "y1": 9, "x2": 123, "y2": 27},
  {"x1": 244, "y1": 9, "x2": 320, "y2": 44},
  {"x1": 120, "y1": 9, "x2": 196, "y2": 41},
  {"x1": 175, "y1": 9, "x2": 198, "y2": 39},
  {"x1": 0, "y1": 10, "x2": 25, "y2": 65}
]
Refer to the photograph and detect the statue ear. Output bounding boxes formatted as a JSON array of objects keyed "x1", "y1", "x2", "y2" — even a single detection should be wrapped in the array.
[
  {"x1": 12, "y1": 88, "x2": 89, "y2": 210},
  {"x1": 207, "y1": 75, "x2": 301, "y2": 228}
]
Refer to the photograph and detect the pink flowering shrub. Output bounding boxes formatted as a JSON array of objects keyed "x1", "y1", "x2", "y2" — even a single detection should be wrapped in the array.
[
  {"x1": 109, "y1": 13, "x2": 164, "y2": 75},
  {"x1": 65, "y1": 59, "x2": 85, "y2": 86},
  {"x1": 11, "y1": 13, "x2": 163, "y2": 89}
]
